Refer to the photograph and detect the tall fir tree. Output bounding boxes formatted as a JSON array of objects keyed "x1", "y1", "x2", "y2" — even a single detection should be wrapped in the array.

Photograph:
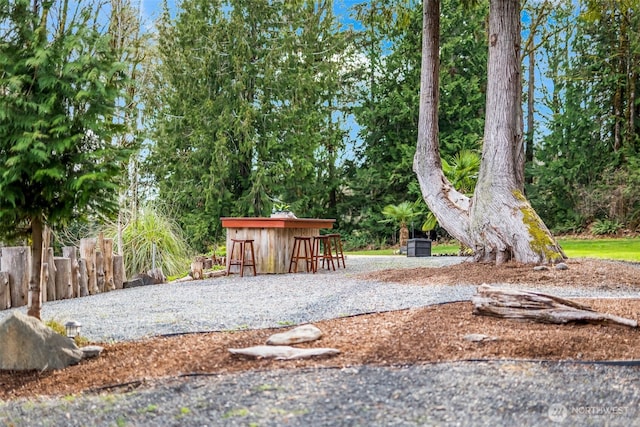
[
  {"x1": 147, "y1": 0, "x2": 350, "y2": 250},
  {"x1": 0, "y1": 0, "x2": 130, "y2": 318}
]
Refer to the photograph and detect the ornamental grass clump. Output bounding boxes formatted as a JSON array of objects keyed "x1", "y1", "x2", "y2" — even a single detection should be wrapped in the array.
[{"x1": 107, "y1": 206, "x2": 193, "y2": 278}]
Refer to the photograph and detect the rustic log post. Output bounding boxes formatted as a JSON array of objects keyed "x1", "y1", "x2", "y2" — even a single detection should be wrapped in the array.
[
  {"x1": 1, "y1": 247, "x2": 30, "y2": 308},
  {"x1": 472, "y1": 284, "x2": 638, "y2": 328},
  {"x1": 103, "y1": 238, "x2": 115, "y2": 291},
  {"x1": 78, "y1": 259, "x2": 89, "y2": 297},
  {"x1": 62, "y1": 246, "x2": 80, "y2": 298},
  {"x1": 113, "y1": 254, "x2": 125, "y2": 289},
  {"x1": 45, "y1": 248, "x2": 56, "y2": 301},
  {"x1": 80, "y1": 238, "x2": 97, "y2": 295},
  {"x1": 96, "y1": 251, "x2": 105, "y2": 293},
  {"x1": 147, "y1": 268, "x2": 165, "y2": 284},
  {"x1": 197, "y1": 255, "x2": 212, "y2": 270},
  {"x1": 0, "y1": 271, "x2": 10, "y2": 310},
  {"x1": 190, "y1": 260, "x2": 203, "y2": 280},
  {"x1": 40, "y1": 263, "x2": 49, "y2": 304},
  {"x1": 54, "y1": 257, "x2": 72, "y2": 300}
]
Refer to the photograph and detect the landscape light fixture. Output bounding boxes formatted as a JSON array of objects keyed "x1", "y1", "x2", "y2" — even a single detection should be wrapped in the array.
[{"x1": 65, "y1": 320, "x2": 82, "y2": 340}]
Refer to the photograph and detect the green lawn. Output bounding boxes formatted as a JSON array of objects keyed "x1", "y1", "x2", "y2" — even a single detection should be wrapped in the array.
[
  {"x1": 558, "y1": 237, "x2": 640, "y2": 262},
  {"x1": 348, "y1": 237, "x2": 640, "y2": 262}
]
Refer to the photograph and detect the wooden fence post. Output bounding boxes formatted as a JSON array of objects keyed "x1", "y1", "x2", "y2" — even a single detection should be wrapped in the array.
[
  {"x1": 54, "y1": 257, "x2": 72, "y2": 300},
  {"x1": 40, "y1": 263, "x2": 49, "y2": 304},
  {"x1": 62, "y1": 247, "x2": 80, "y2": 298},
  {"x1": 96, "y1": 251, "x2": 105, "y2": 293},
  {"x1": 0, "y1": 271, "x2": 10, "y2": 310},
  {"x1": 113, "y1": 255, "x2": 125, "y2": 289},
  {"x1": 103, "y1": 238, "x2": 115, "y2": 291},
  {"x1": 80, "y1": 238, "x2": 97, "y2": 295},
  {"x1": 78, "y1": 258, "x2": 89, "y2": 297},
  {"x1": 45, "y1": 248, "x2": 56, "y2": 302},
  {"x1": 1, "y1": 247, "x2": 30, "y2": 308}
]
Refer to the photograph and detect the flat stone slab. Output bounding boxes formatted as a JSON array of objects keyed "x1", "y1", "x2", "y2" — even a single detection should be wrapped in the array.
[
  {"x1": 463, "y1": 333, "x2": 498, "y2": 343},
  {"x1": 229, "y1": 345, "x2": 340, "y2": 360},
  {"x1": 81, "y1": 345, "x2": 104, "y2": 359},
  {"x1": 266, "y1": 324, "x2": 323, "y2": 345}
]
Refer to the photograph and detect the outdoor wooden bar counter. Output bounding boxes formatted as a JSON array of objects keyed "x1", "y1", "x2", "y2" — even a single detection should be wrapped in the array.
[{"x1": 221, "y1": 217, "x2": 336, "y2": 274}]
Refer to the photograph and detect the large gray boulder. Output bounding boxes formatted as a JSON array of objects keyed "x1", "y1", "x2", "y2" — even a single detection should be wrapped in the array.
[{"x1": 0, "y1": 311, "x2": 83, "y2": 370}]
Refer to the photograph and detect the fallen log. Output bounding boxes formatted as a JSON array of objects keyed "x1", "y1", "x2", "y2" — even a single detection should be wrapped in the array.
[{"x1": 472, "y1": 284, "x2": 638, "y2": 328}]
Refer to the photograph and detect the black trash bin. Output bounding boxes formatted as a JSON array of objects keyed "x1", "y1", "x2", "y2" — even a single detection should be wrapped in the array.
[{"x1": 407, "y1": 238, "x2": 432, "y2": 257}]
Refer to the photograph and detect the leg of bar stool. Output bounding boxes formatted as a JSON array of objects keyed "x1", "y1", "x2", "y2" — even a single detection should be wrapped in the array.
[
  {"x1": 311, "y1": 236, "x2": 320, "y2": 273},
  {"x1": 323, "y1": 237, "x2": 336, "y2": 271},
  {"x1": 329, "y1": 234, "x2": 345, "y2": 268},
  {"x1": 289, "y1": 238, "x2": 299, "y2": 273},
  {"x1": 239, "y1": 241, "x2": 245, "y2": 277},
  {"x1": 293, "y1": 239, "x2": 300, "y2": 273},
  {"x1": 226, "y1": 240, "x2": 237, "y2": 275},
  {"x1": 308, "y1": 237, "x2": 315, "y2": 272},
  {"x1": 247, "y1": 241, "x2": 257, "y2": 276}
]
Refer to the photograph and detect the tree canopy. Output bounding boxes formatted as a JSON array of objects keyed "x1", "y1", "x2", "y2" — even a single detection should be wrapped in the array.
[
  {"x1": 0, "y1": 0, "x2": 131, "y2": 317},
  {"x1": 0, "y1": 0, "x2": 129, "y2": 238}
]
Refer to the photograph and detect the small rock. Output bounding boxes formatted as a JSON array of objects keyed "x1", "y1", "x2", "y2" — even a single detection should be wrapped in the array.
[
  {"x1": 533, "y1": 265, "x2": 549, "y2": 271},
  {"x1": 266, "y1": 324, "x2": 323, "y2": 345},
  {"x1": 123, "y1": 278, "x2": 145, "y2": 288},
  {"x1": 132, "y1": 273, "x2": 156, "y2": 286},
  {"x1": 228, "y1": 345, "x2": 340, "y2": 360},
  {"x1": 463, "y1": 333, "x2": 498, "y2": 343},
  {"x1": 555, "y1": 262, "x2": 569, "y2": 270},
  {"x1": 81, "y1": 345, "x2": 104, "y2": 359}
]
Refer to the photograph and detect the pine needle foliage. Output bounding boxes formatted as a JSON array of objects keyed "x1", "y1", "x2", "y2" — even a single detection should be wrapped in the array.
[{"x1": 0, "y1": 0, "x2": 131, "y2": 239}]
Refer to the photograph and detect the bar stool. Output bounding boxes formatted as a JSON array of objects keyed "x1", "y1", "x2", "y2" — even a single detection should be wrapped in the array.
[
  {"x1": 289, "y1": 236, "x2": 314, "y2": 273},
  {"x1": 226, "y1": 239, "x2": 257, "y2": 277},
  {"x1": 326, "y1": 233, "x2": 346, "y2": 268},
  {"x1": 312, "y1": 235, "x2": 335, "y2": 272}
]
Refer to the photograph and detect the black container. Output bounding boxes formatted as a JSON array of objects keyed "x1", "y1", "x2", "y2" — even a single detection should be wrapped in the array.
[{"x1": 407, "y1": 238, "x2": 431, "y2": 257}]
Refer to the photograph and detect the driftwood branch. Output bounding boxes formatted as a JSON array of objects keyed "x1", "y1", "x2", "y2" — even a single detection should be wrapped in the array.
[{"x1": 472, "y1": 284, "x2": 638, "y2": 328}]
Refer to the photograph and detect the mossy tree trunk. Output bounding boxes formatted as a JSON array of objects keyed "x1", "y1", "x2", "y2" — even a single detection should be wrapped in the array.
[{"x1": 414, "y1": 0, "x2": 565, "y2": 264}]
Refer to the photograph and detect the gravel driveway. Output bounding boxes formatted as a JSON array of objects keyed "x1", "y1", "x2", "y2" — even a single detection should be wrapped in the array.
[{"x1": 1, "y1": 255, "x2": 639, "y2": 426}]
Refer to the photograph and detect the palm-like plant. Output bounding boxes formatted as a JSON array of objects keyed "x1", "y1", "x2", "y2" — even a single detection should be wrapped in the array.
[
  {"x1": 442, "y1": 149, "x2": 481, "y2": 195},
  {"x1": 381, "y1": 201, "x2": 423, "y2": 248},
  {"x1": 422, "y1": 150, "x2": 481, "y2": 232}
]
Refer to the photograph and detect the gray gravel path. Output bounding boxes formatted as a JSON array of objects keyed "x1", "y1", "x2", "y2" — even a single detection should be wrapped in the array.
[{"x1": 1, "y1": 255, "x2": 639, "y2": 426}]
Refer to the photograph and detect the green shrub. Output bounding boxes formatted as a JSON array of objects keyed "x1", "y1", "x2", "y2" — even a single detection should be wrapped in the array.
[
  {"x1": 341, "y1": 230, "x2": 374, "y2": 251},
  {"x1": 45, "y1": 319, "x2": 89, "y2": 346},
  {"x1": 590, "y1": 219, "x2": 623, "y2": 235}
]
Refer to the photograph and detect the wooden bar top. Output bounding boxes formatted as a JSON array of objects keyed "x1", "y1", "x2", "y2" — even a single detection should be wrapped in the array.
[{"x1": 221, "y1": 217, "x2": 335, "y2": 229}]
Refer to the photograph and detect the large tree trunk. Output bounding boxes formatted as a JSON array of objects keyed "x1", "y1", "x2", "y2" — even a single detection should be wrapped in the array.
[
  {"x1": 27, "y1": 217, "x2": 44, "y2": 319},
  {"x1": 414, "y1": 0, "x2": 565, "y2": 265}
]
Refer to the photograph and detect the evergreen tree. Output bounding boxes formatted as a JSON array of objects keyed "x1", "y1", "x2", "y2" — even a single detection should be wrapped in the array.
[
  {"x1": 0, "y1": 0, "x2": 130, "y2": 318},
  {"x1": 530, "y1": 0, "x2": 640, "y2": 231},
  {"x1": 147, "y1": 0, "x2": 350, "y2": 251}
]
